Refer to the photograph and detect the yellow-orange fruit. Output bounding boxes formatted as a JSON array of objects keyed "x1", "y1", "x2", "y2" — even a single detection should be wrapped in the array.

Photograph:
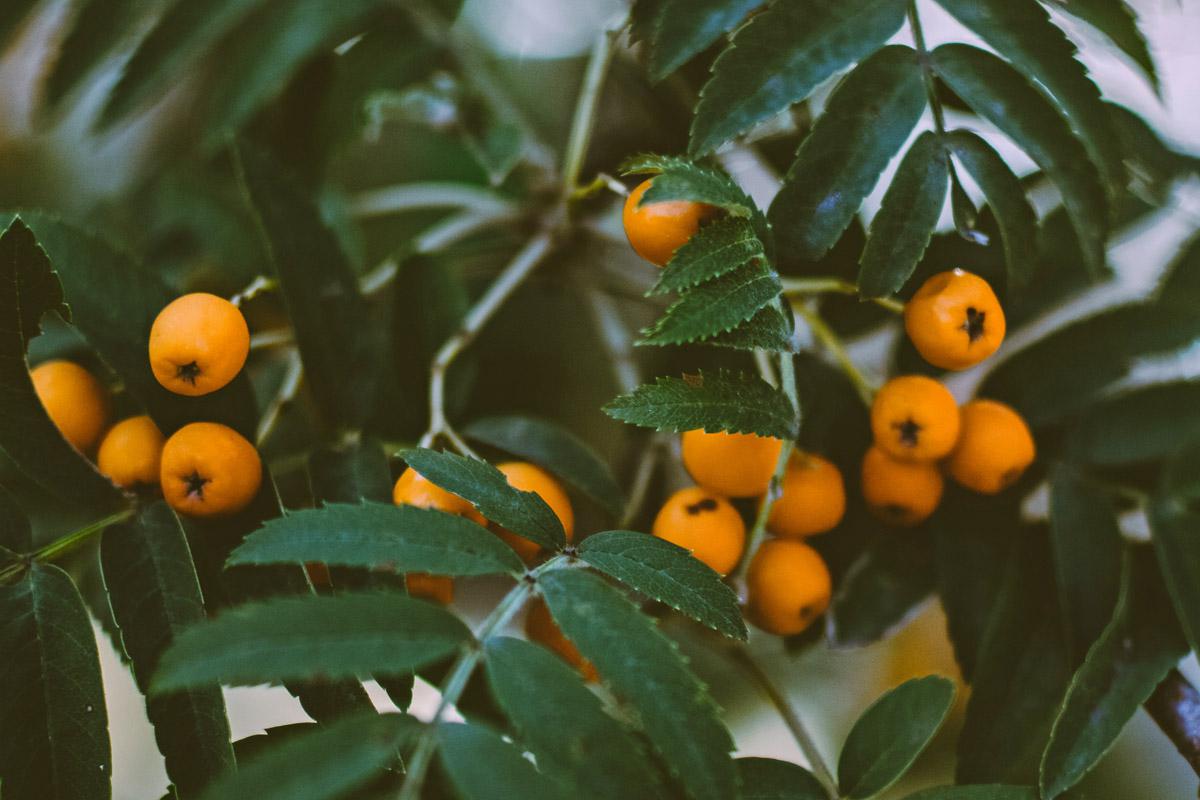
[
  {"x1": 160, "y1": 422, "x2": 261, "y2": 517},
  {"x1": 525, "y1": 598, "x2": 598, "y2": 682},
  {"x1": 622, "y1": 178, "x2": 718, "y2": 266},
  {"x1": 406, "y1": 573, "x2": 454, "y2": 605},
  {"x1": 392, "y1": 467, "x2": 485, "y2": 525},
  {"x1": 493, "y1": 462, "x2": 574, "y2": 563},
  {"x1": 149, "y1": 293, "x2": 249, "y2": 396},
  {"x1": 97, "y1": 415, "x2": 165, "y2": 489},
  {"x1": 746, "y1": 539, "x2": 832, "y2": 636},
  {"x1": 767, "y1": 452, "x2": 846, "y2": 538},
  {"x1": 681, "y1": 429, "x2": 783, "y2": 498},
  {"x1": 30, "y1": 359, "x2": 111, "y2": 453},
  {"x1": 948, "y1": 399, "x2": 1036, "y2": 494},
  {"x1": 905, "y1": 269, "x2": 1006, "y2": 371},
  {"x1": 860, "y1": 446, "x2": 943, "y2": 526},
  {"x1": 871, "y1": 375, "x2": 960, "y2": 462},
  {"x1": 651, "y1": 486, "x2": 746, "y2": 575}
]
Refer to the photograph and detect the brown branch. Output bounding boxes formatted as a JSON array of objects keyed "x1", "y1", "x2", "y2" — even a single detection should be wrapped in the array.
[{"x1": 1145, "y1": 668, "x2": 1200, "y2": 777}]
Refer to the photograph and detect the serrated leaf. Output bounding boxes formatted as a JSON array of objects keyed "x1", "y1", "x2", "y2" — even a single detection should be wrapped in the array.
[
  {"x1": 43, "y1": 0, "x2": 142, "y2": 107},
  {"x1": 1065, "y1": 381, "x2": 1200, "y2": 465},
  {"x1": 737, "y1": 757, "x2": 827, "y2": 799},
  {"x1": 643, "y1": 0, "x2": 761, "y2": 80},
  {"x1": 605, "y1": 369, "x2": 797, "y2": 440},
  {"x1": 829, "y1": 529, "x2": 935, "y2": 648},
  {"x1": 0, "y1": 218, "x2": 120, "y2": 506},
  {"x1": 689, "y1": 0, "x2": 907, "y2": 155},
  {"x1": 931, "y1": 44, "x2": 1107, "y2": 275},
  {"x1": 901, "y1": 788, "x2": 1037, "y2": 800},
  {"x1": 101, "y1": 502, "x2": 234, "y2": 797},
  {"x1": 461, "y1": 415, "x2": 625, "y2": 518},
  {"x1": 539, "y1": 568, "x2": 737, "y2": 800},
  {"x1": 857, "y1": 131, "x2": 948, "y2": 298},
  {"x1": 838, "y1": 676, "x2": 955, "y2": 798},
  {"x1": 622, "y1": 155, "x2": 758, "y2": 218},
  {"x1": 769, "y1": 45, "x2": 926, "y2": 262},
  {"x1": 483, "y1": 636, "x2": 663, "y2": 800},
  {"x1": 935, "y1": 0, "x2": 1123, "y2": 189},
  {"x1": 706, "y1": 304, "x2": 796, "y2": 353},
  {"x1": 198, "y1": 712, "x2": 418, "y2": 800},
  {"x1": 652, "y1": 217, "x2": 764, "y2": 295},
  {"x1": 1047, "y1": 467, "x2": 1122, "y2": 663},
  {"x1": 1047, "y1": 0, "x2": 1157, "y2": 92},
  {"x1": 228, "y1": 502, "x2": 523, "y2": 576},
  {"x1": 640, "y1": 260, "x2": 782, "y2": 346},
  {"x1": 1040, "y1": 548, "x2": 1187, "y2": 799},
  {"x1": 437, "y1": 721, "x2": 570, "y2": 800},
  {"x1": 151, "y1": 592, "x2": 470, "y2": 692},
  {"x1": 401, "y1": 448, "x2": 565, "y2": 550},
  {"x1": 945, "y1": 130, "x2": 1039, "y2": 287},
  {"x1": 0, "y1": 563, "x2": 111, "y2": 799},
  {"x1": 578, "y1": 530, "x2": 746, "y2": 640}
]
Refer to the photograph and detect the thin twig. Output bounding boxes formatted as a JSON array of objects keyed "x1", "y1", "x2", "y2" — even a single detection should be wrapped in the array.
[
  {"x1": 562, "y1": 11, "x2": 627, "y2": 197},
  {"x1": 257, "y1": 350, "x2": 304, "y2": 446},
  {"x1": 781, "y1": 276, "x2": 905, "y2": 314},
  {"x1": 793, "y1": 301, "x2": 877, "y2": 407},
  {"x1": 348, "y1": 182, "x2": 516, "y2": 218},
  {"x1": 1145, "y1": 669, "x2": 1200, "y2": 778},
  {"x1": 907, "y1": 1, "x2": 948, "y2": 138},
  {"x1": 249, "y1": 328, "x2": 294, "y2": 351},
  {"x1": 230, "y1": 275, "x2": 277, "y2": 307},
  {"x1": 0, "y1": 508, "x2": 135, "y2": 584},
  {"x1": 620, "y1": 436, "x2": 665, "y2": 528}
]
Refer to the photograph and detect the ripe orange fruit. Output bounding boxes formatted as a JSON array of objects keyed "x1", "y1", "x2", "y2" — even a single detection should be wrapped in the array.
[
  {"x1": 622, "y1": 178, "x2": 718, "y2": 266},
  {"x1": 149, "y1": 293, "x2": 250, "y2": 396},
  {"x1": 681, "y1": 429, "x2": 783, "y2": 498},
  {"x1": 159, "y1": 422, "x2": 261, "y2": 517},
  {"x1": 948, "y1": 399, "x2": 1035, "y2": 494},
  {"x1": 860, "y1": 446, "x2": 943, "y2": 526},
  {"x1": 392, "y1": 467, "x2": 485, "y2": 525},
  {"x1": 406, "y1": 573, "x2": 454, "y2": 605},
  {"x1": 30, "y1": 359, "x2": 111, "y2": 453},
  {"x1": 871, "y1": 375, "x2": 960, "y2": 462},
  {"x1": 767, "y1": 452, "x2": 845, "y2": 538},
  {"x1": 746, "y1": 539, "x2": 832, "y2": 637},
  {"x1": 905, "y1": 269, "x2": 1006, "y2": 370},
  {"x1": 494, "y1": 462, "x2": 574, "y2": 563},
  {"x1": 97, "y1": 415, "x2": 165, "y2": 489},
  {"x1": 525, "y1": 597, "x2": 598, "y2": 682},
  {"x1": 651, "y1": 486, "x2": 746, "y2": 575}
]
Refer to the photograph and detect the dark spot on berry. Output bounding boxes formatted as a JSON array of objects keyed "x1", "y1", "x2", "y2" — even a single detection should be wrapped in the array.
[
  {"x1": 184, "y1": 471, "x2": 210, "y2": 500},
  {"x1": 798, "y1": 604, "x2": 814, "y2": 620},
  {"x1": 893, "y1": 418, "x2": 922, "y2": 448},
  {"x1": 176, "y1": 361, "x2": 202, "y2": 385},
  {"x1": 686, "y1": 497, "x2": 719, "y2": 515},
  {"x1": 962, "y1": 307, "x2": 986, "y2": 343}
]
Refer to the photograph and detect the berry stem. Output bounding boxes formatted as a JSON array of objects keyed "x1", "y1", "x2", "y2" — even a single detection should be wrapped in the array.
[
  {"x1": 780, "y1": 276, "x2": 905, "y2": 314},
  {"x1": 792, "y1": 301, "x2": 877, "y2": 407},
  {"x1": 0, "y1": 507, "x2": 135, "y2": 584}
]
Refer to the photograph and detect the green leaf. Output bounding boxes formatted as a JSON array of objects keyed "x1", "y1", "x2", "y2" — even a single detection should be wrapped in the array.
[
  {"x1": 643, "y1": 0, "x2": 761, "y2": 80},
  {"x1": 198, "y1": 712, "x2": 418, "y2": 800},
  {"x1": 857, "y1": 131, "x2": 948, "y2": 298},
  {"x1": 931, "y1": 44, "x2": 1107, "y2": 275},
  {"x1": 235, "y1": 142, "x2": 383, "y2": 430},
  {"x1": 1047, "y1": 0, "x2": 1157, "y2": 92},
  {"x1": 437, "y1": 721, "x2": 570, "y2": 800},
  {"x1": 0, "y1": 484, "x2": 32, "y2": 552},
  {"x1": 0, "y1": 563, "x2": 111, "y2": 800},
  {"x1": 0, "y1": 218, "x2": 120, "y2": 506},
  {"x1": 1040, "y1": 548, "x2": 1187, "y2": 799},
  {"x1": 935, "y1": 0, "x2": 1123, "y2": 189},
  {"x1": 151, "y1": 591, "x2": 470, "y2": 692},
  {"x1": 605, "y1": 369, "x2": 797, "y2": 439},
  {"x1": 769, "y1": 45, "x2": 926, "y2": 262},
  {"x1": 483, "y1": 636, "x2": 662, "y2": 800},
  {"x1": 837, "y1": 676, "x2": 955, "y2": 798},
  {"x1": 622, "y1": 155, "x2": 758, "y2": 219},
  {"x1": 640, "y1": 260, "x2": 782, "y2": 346},
  {"x1": 1047, "y1": 467, "x2": 1122, "y2": 663},
  {"x1": 944, "y1": 130, "x2": 1039, "y2": 288},
  {"x1": 737, "y1": 757, "x2": 827, "y2": 799},
  {"x1": 1150, "y1": 442, "x2": 1200, "y2": 656},
  {"x1": 577, "y1": 530, "x2": 747, "y2": 640},
  {"x1": 829, "y1": 529, "x2": 936, "y2": 648},
  {"x1": 652, "y1": 217, "x2": 765, "y2": 296},
  {"x1": 461, "y1": 415, "x2": 625, "y2": 518},
  {"x1": 689, "y1": 0, "x2": 907, "y2": 155},
  {"x1": 400, "y1": 447, "x2": 565, "y2": 550},
  {"x1": 706, "y1": 304, "x2": 797, "y2": 353},
  {"x1": 44, "y1": 0, "x2": 142, "y2": 107},
  {"x1": 539, "y1": 568, "x2": 737, "y2": 800},
  {"x1": 227, "y1": 502, "x2": 523, "y2": 576},
  {"x1": 901, "y1": 788, "x2": 1037, "y2": 800},
  {"x1": 1065, "y1": 381, "x2": 1200, "y2": 465},
  {"x1": 101, "y1": 501, "x2": 234, "y2": 796}
]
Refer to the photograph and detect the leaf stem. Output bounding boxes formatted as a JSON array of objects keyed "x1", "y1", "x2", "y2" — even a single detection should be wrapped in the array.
[
  {"x1": 780, "y1": 276, "x2": 905, "y2": 314},
  {"x1": 793, "y1": 302, "x2": 877, "y2": 406},
  {"x1": 349, "y1": 183, "x2": 516, "y2": 218},
  {"x1": 0, "y1": 507, "x2": 134, "y2": 584},
  {"x1": 563, "y1": 11, "x2": 627, "y2": 198},
  {"x1": 907, "y1": 1, "x2": 948, "y2": 137}
]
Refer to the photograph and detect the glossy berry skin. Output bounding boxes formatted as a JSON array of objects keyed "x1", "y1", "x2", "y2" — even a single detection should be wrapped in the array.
[
  {"x1": 681, "y1": 429, "x2": 783, "y2": 498},
  {"x1": 406, "y1": 573, "x2": 454, "y2": 605},
  {"x1": 767, "y1": 452, "x2": 846, "y2": 538},
  {"x1": 871, "y1": 375, "x2": 960, "y2": 462},
  {"x1": 860, "y1": 446, "x2": 944, "y2": 527},
  {"x1": 525, "y1": 598, "x2": 598, "y2": 682},
  {"x1": 746, "y1": 539, "x2": 832, "y2": 637},
  {"x1": 948, "y1": 399, "x2": 1035, "y2": 494},
  {"x1": 651, "y1": 486, "x2": 746, "y2": 575},
  {"x1": 393, "y1": 467, "x2": 485, "y2": 525},
  {"x1": 97, "y1": 415, "x2": 165, "y2": 489},
  {"x1": 149, "y1": 293, "x2": 250, "y2": 396},
  {"x1": 622, "y1": 178, "x2": 717, "y2": 267},
  {"x1": 160, "y1": 422, "x2": 262, "y2": 517},
  {"x1": 905, "y1": 269, "x2": 1006, "y2": 370},
  {"x1": 30, "y1": 360, "x2": 111, "y2": 453},
  {"x1": 494, "y1": 462, "x2": 574, "y2": 563}
]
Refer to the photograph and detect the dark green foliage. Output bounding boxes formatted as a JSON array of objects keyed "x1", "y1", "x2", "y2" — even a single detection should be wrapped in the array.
[
  {"x1": 829, "y1": 528, "x2": 936, "y2": 647},
  {"x1": 737, "y1": 757, "x2": 827, "y2": 799}
]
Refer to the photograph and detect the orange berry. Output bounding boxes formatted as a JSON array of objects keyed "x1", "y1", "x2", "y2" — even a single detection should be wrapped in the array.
[
  {"x1": 392, "y1": 467, "x2": 486, "y2": 525},
  {"x1": 149, "y1": 293, "x2": 249, "y2": 396},
  {"x1": 948, "y1": 400, "x2": 1035, "y2": 494},
  {"x1": 406, "y1": 573, "x2": 454, "y2": 605},
  {"x1": 746, "y1": 539, "x2": 831, "y2": 637},
  {"x1": 622, "y1": 178, "x2": 718, "y2": 267},
  {"x1": 651, "y1": 486, "x2": 746, "y2": 575},
  {"x1": 905, "y1": 269, "x2": 1006, "y2": 370},
  {"x1": 871, "y1": 375, "x2": 960, "y2": 462},
  {"x1": 767, "y1": 452, "x2": 845, "y2": 538},
  {"x1": 30, "y1": 359, "x2": 111, "y2": 453},
  {"x1": 97, "y1": 415, "x2": 165, "y2": 489},
  {"x1": 860, "y1": 446, "x2": 943, "y2": 526},
  {"x1": 160, "y1": 422, "x2": 261, "y2": 517},
  {"x1": 681, "y1": 429, "x2": 783, "y2": 498},
  {"x1": 493, "y1": 462, "x2": 574, "y2": 563},
  {"x1": 525, "y1": 597, "x2": 598, "y2": 682}
]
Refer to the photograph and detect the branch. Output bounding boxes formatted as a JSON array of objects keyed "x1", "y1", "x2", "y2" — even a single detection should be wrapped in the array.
[
  {"x1": 0, "y1": 508, "x2": 135, "y2": 584},
  {"x1": 781, "y1": 276, "x2": 905, "y2": 314},
  {"x1": 793, "y1": 301, "x2": 877, "y2": 407},
  {"x1": 1145, "y1": 668, "x2": 1200, "y2": 777}
]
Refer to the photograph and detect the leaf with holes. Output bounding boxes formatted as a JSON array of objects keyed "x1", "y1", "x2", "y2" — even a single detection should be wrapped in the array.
[
  {"x1": 652, "y1": 217, "x2": 765, "y2": 296},
  {"x1": 640, "y1": 260, "x2": 782, "y2": 346}
]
